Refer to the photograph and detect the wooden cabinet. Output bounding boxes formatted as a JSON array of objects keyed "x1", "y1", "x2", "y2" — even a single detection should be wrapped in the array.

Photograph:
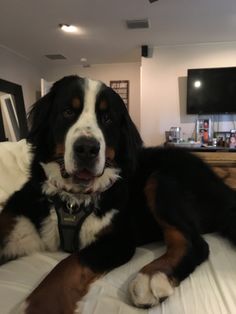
[{"x1": 194, "y1": 152, "x2": 236, "y2": 190}]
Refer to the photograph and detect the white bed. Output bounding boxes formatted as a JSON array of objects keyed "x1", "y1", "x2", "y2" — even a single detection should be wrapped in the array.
[{"x1": 1, "y1": 140, "x2": 236, "y2": 314}]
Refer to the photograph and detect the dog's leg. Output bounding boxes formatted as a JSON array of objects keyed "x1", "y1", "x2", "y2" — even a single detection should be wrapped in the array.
[
  {"x1": 19, "y1": 254, "x2": 98, "y2": 314},
  {"x1": 0, "y1": 212, "x2": 44, "y2": 263},
  {"x1": 129, "y1": 173, "x2": 209, "y2": 308},
  {"x1": 20, "y1": 234, "x2": 135, "y2": 314},
  {"x1": 0, "y1": 210, "x2": 17, "y2": 263},
  {"x1": 129, "y1": 224, "x2": 209, "y2": 308},
  {"x1": 0, "y1": 183, "x2": 51, "y2": 262}
]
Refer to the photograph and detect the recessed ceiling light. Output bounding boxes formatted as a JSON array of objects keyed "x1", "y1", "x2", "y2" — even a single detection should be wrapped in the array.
[
  {"x1": 59, "y1": 24, "x2": 78, "y2": 33},
  {"x1": 80, "y1": 57, "x2": 87, "y2": 63}
]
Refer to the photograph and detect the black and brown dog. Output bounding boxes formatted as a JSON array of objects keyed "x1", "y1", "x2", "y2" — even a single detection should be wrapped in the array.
[{"x1": 1, "y1": 75, "x2": 236, "y2": 313}]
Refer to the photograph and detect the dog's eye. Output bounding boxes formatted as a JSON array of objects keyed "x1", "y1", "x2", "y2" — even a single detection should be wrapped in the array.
[
  {"x1": 63, "y1": 108, "x2": 75, "y2": 119},
  {"x1": 101, "y1": 112, "x2": 112, "y2": 125}
]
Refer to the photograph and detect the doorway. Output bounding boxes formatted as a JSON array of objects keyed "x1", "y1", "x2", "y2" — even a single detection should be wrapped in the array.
[{"x1": 0, "y1": 79, "x2": 28, "y2": 141}]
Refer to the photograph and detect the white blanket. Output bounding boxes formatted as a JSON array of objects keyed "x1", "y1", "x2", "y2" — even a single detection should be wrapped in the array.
[
  {"x1": 0, "y1": 140, "x2": 31, "y2": 208},
  {"x1": 0, "y1": 141, "x2": 236, "y2": 314}
]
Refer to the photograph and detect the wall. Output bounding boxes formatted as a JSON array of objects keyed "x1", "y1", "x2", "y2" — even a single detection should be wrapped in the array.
[
  {"x1": 42, "y1": 62, "x2": 141, "y2": 129},
  {"x1": 141, "y1": 42, "x2": 236, "y2": 146},
  {"x1": 0, "y1": 46, "x2": 40, "y2": 111}
]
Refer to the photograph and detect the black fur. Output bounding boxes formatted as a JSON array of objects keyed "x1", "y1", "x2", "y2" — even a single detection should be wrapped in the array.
[{"x1": 1, "y1": 75, "x2": 236, "y2": 308}]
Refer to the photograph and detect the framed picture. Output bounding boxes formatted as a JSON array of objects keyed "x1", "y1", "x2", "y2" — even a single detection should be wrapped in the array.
[
  {"x1": 213, "y1": 131, "x2": 232, "y2": 147},
  {"x1": 213, "y1": 131, "x2": 231, "y2": 141},
  {"x1": 0, "y1": 94, "x2": 20, "y2": 141},
  {"x1": 196, "y1": 118, "x2": 212, "y2": 143},
  {"x1": 110, "y1": 80, "x2": 129, "y2": 108}
]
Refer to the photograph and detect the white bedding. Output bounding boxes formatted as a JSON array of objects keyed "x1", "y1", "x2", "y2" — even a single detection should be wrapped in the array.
[
  {"x1": 1, "y1": 235, "x2": 236, "y2": 314},
  {"x1": 0, "y1": 140, "x2": 31, "y2": 205},
  {"x1": 0, "y1": 141, "x2": 236, "y2": 314}
]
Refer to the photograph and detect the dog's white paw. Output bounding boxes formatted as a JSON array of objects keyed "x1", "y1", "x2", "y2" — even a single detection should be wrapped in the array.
[{"x1": 129, "y1": 272, "x2": 174, "y2": 308}]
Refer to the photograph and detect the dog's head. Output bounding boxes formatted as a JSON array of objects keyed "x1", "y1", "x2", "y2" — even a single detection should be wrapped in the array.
[{"x1": 28, "y1": 75, "x2": 142, "y2": 193}]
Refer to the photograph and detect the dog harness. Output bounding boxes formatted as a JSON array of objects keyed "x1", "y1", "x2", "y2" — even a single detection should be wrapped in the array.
[
  {"x1": 50, "y1": 157, "x2": 118, "y2": 252},
  {"x1": 53, "y1": 196, "x2": 99, "y2": 253}
]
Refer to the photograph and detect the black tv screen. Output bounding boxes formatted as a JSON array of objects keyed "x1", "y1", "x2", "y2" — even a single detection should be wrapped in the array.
[{"x1": 187, "y1": 67, "x2": 236, "y2": 114}]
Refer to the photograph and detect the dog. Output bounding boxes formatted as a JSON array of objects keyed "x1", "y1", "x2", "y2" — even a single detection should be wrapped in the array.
[{"x1": 1, "y1": 75, "x2": 236, "y2": 313}]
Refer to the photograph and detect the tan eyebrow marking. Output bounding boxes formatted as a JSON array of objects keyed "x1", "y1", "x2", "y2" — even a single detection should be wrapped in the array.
[
  {"x1": 106, "y1": 147, "x2": 116, "y2": 161},
  {"x1": 72, "y1": 97, "x2": 81, "y2": 109},
  {"x1": 99, "y1": 99, "x2": 108, "y2": 110}
]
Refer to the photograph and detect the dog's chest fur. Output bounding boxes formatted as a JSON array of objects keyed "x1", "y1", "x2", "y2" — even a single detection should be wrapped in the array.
[
  {"x1": 1, "y1": 193, "x2": 117, "y2": 261},
  {"x1": 79, "y1": 209, "x2": 118, "y2": 249}
]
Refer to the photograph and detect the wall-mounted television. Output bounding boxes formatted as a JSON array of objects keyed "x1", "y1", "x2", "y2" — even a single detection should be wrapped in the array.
[{"x1": 187, "y1": 67, "x2": 236, "y2": 114}]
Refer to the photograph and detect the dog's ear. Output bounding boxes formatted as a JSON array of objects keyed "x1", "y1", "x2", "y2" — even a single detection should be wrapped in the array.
[
  {"x1": 27, "y1": 92, "x2": 54, "y2": 158},
  {"x1": 119, "y1": 105, "x2": 143, "y2": 175}
]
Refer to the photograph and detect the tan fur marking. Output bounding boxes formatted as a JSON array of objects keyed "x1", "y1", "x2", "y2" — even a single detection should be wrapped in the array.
[
  {"x1": 144, "y1": 176, "x2": 158, "y2": 212},
  {"x1": 141, "y1": 224, "x2": 187, "y2": 282},
  {"x1": 99, "y1": 99, "x2": 108, "y2": 110},
  {"x1": 55, "y1": 143, "x2": 65, "y2": 156},
  {"x1": 72, "y1": 97, "x2": 81, "y2": 109},
  {"x1": 26, "y1": 254, "x2": 102, "y2": 314},
  {"x1": 106, "y1": 147, "x2": 116, "y2": 161}
]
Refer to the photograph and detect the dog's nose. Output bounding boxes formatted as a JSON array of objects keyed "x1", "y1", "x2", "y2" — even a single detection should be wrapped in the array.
[{"x1": 74, "y1": 137, "x2": 100, "y2": 161}]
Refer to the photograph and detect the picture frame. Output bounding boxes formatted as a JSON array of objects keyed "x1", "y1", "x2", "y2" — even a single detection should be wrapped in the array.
[
  {"x1": 0, "y1": 94, "x2": 20, "y2": 141},
  {"x1": 110, "y1": 80, "x2": 129, "y2": 109},
  {"x1": 196, "y1": 118, "x2": 212, "y2": 143},
  {"x1": 213, "y1": 131, "x2": 231, "y2": 147},
  {"x1": 213, "y1": 131, "x2": 231, "y2": 141}
]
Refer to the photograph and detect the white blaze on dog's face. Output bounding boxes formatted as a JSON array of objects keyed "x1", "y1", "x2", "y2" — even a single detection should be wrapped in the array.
[{"x1": 64, "y1": 79, "x2": 106, "y2": 180}]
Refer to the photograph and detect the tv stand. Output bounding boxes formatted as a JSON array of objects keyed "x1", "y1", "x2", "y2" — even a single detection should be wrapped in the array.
[
  {"x1": 165, "y1": 142, "x2": 236, "y2": 189},
  {"x1": 194, "y1": 150, "x2": 236, "y2": 190}
]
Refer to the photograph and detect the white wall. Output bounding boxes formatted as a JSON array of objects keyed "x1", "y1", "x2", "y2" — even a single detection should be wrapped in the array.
[
  {"x1": 0, "y1": 46, "x2": 40, "y2": 111},
  {"x1": 42, "y1": 62, "x2": 141, "y2": 129},
  {"x1": 141, "y1": 42, "x2": 236, "y2": 146}
]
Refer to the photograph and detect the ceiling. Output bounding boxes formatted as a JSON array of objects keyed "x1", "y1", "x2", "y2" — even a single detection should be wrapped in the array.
[{"x1": 1, "y1": 0, "x2": 236, "y2": 67}]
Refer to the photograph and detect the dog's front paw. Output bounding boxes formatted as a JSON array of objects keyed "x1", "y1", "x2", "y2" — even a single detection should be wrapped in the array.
[{"x1": 129, "y1": 272, "x2": 174, "y2": 308}]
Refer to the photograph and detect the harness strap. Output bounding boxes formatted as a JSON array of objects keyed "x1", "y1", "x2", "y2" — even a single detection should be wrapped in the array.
[{"x1": 53, "y1": 197, "x2": 94, "y2": 252}]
